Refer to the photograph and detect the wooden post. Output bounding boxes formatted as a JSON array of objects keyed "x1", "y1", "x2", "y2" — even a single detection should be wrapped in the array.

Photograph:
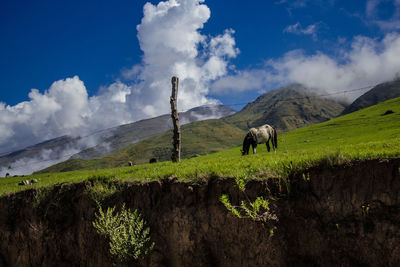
[{"x1": 170, "y1": 76, "x2": 181, "y2": 162}]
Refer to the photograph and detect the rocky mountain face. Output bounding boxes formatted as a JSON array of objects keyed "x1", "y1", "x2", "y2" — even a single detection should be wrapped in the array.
[
  {"x1": 342, "y1": 79, "x2": 400, "y2": 115},
  {"x1": 1, "y1": 159, "x2": 399, "y2": 266},
  {"x1": 225, "y1": 84, "x2": 346, "y2": 133}
]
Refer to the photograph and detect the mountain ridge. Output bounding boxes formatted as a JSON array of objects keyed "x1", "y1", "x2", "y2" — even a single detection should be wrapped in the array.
[
  {"x1": 0, "y1": 104, "x2": 235, "y2": 175},
  {"x1": 37, "y1": 83, "x2": 348, "y2": 173},
  {"x1": 341, "y1": 79, "x2": 400, "y2": 115},
  {"x1": 224, "y1": 83, "x2": 346, "y2": 133}
]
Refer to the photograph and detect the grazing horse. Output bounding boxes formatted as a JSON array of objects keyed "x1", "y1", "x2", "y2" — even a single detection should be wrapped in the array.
[{"x1": 241, "y1": 124, "x2": 277, "y2": 155}]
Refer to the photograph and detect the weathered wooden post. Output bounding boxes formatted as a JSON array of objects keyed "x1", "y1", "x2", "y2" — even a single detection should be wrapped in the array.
[{"x1": 170, "y1": 76, "x2": 181, "y2": 162}]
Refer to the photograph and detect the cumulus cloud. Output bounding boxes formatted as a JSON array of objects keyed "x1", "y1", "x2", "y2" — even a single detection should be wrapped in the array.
[
  {"x1": 0, "y1": 0, "x2": 239, "y2": 173},
  {"x1": 128, "y1": 0, "x2": 238, "y2": 117},
  {"x1": 0, "y1": 76, "x2": 88, "y2": 152},
  {"x1": 211, "y1": 33, "x2": 400, "y2": 100}
]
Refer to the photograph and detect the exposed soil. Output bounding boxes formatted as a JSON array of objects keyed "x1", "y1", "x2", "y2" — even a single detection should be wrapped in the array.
[{"x1": 0, "y1": 158, "x2": 399, "y2": 266}]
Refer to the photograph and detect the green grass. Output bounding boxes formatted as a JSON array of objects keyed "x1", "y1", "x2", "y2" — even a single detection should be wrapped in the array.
[
  {"x1": 37, "y1": 119, "x2": 246, "y2": 172},
  {"x1": 1, "y1": 97, "x2": 400, "y2": 196}
]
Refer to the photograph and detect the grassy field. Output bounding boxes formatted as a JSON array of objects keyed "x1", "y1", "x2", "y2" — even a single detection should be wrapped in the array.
[
  {"x1": 1, "y1": 97, "x2": 399, "y2": 196},
  {"x1": 36, "y1": 85, "x2": 346, "y2": 173},
  {"x1": 37, "y1": 119, "x2": 246, "y2": 172}
]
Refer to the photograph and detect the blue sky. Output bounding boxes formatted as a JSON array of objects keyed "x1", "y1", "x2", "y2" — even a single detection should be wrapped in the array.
[
  {"x1": 1, "y1": 0, "x2": 395, "y2": 105},
  {"x1": 1, "y1": 0, "x2": 400, "y2": 154}
]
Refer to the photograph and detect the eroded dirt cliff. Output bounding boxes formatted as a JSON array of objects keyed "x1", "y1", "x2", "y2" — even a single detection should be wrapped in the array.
[{"x1": 0, "y1": 158, "x2": 399, "y2": 266}]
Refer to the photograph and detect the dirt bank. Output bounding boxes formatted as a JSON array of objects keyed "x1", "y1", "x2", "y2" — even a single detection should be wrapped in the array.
[{"x1": 0, "y1": 158, "x2": 399, "y2": 266}]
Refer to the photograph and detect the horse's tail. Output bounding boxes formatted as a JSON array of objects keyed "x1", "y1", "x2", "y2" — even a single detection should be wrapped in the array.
[{"x1": 272, "y1": 127, "x2": 278, "y2": 151}]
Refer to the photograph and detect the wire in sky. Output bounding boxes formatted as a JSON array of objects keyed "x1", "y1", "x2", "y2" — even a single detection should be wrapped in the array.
[{"x1": 0, "y1": 83, "x2": 376, "y2": 169}]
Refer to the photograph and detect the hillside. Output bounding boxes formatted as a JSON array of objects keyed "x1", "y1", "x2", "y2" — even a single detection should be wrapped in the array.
[
  {"x1": 32, "y1": 95, "x2": 400, "y2": 177},
  {"x1": 0, "y1": 98, "x2": 400, "y2": 266},
  {"x1": 37, "y1": 119, "x2": 246, "y2": 173},
  {"x1": 0, "y1": 104, "x2": 235, "y2": 174},
  {"x1": 2, "y1": 159, "x2": 399, "y2": 266},
  {"x1": 0, "y1": 135, "x2": 78, "y2": 168},
  {"x1": 342, "y1": 79, "x2": 400, "y2": 115},
  {"x1": 224, "y1": 84, "x2": 346, "y2": 132},
  {"x1": 73, "y1": 104, "x2": 235, "y2": 159},
  {"x1": 36, "y1": 84, "x2": 346, "y2": 173},
  {"x1": 0, "y1": 96, "x2": 398, "y2": 192}
]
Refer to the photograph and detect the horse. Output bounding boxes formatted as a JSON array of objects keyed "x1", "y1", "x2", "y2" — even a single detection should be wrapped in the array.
[{"x1": 241, "y1": 124, "x2": 277, "y2": 155}]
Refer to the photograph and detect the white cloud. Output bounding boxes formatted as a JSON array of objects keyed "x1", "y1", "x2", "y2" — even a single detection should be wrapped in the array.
[
  {"x1": 276, "y1": 0, "x2": 308, "y2": 8},
  {"x1": 284, "y1": 22, "x2": 320, "y2": 40},
  {"x1": 366, "y1": 0, "x2": 380, "y2": 17},
  {"x1": 0, "y1": 0, "x2": 239, "y2": 164},
  {"x1": 0, "y1": 76, "x2": 88, "y2": 152},
  {"x1": 0, "y1": 147, "x2": 82, "y2": 176},
  {"x1": 211, "y1": 33, "x2": 400, "y2": 100},
  {"x1": 366, "y1": 0, "x2": 400, "y2": 30},
  {"x1": 211, "y1": 69, "x2": 269, "y2": 95},
  {"x1": 128, "y1": 0, "x2": 239, "y2": 117}
]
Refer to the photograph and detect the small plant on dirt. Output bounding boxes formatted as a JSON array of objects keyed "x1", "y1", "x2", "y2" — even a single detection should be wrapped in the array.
[
  {"x1": 220, "y1": 177, "x2": 278, "y2": 224},
  {"x1": 302, "y1": 172, "x2": 310, "y2": 182},
  {"x1": 33, "y1": 187, "x2": 52, "y2": 208},
  {"x1": 93, "y1": 203, "x2": 154, "y2": 263},
  {"x1": 86, "y1": 177, "x2": 120, "y2": 205}
]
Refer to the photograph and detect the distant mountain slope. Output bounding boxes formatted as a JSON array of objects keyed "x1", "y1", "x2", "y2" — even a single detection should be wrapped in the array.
[
  {"x1": 0, "y1": 105, "x2": 235, "y2": 175},
  {"x1": 37, "y1": 119, "x2": 246, "y2": 173},
  {"x1": 37, "y1": 84, "x2": 347, "y2": 173},
  {"x1": 224, "y1": 84, "x2": 346, "y2": 133},
  {"x1": 73, "y1": 104, "x2": 235, "y2": 159},
  {"x1": 0, "y1": 135, "x2": 81, "y2": 174},
  {"x1": 342, "y1": 79, "x2": 400, "y2": 115}
]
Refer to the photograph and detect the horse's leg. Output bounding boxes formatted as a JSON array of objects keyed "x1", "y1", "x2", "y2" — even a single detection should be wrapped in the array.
[
  {"x1": 252, "y1": 143, "x2": 257, "y2": 154},
  {"x1": 266, "y1": 139, "x2": 271, "y2": 152}
]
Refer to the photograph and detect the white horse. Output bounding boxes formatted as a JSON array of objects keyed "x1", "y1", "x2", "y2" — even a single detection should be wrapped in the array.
[{"x1": 241, "y1": 124, "x2": 277, "y2": 155}]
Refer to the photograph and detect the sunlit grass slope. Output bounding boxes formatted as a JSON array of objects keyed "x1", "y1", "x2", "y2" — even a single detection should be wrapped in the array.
[
  {"x1": 1, "y1": 97, "x2": 399, "y2": 196},
  {"x1": 37, "y1": 119, "x2": 247, "y2": 173}
]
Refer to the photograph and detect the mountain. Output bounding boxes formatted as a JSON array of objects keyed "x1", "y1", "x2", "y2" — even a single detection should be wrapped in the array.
[
  {"x1": 0, "y1": 105, "x2": 235, "y2": 175},
  {"x1": 37, "y1": 84, "x2": 346, "y2": 173},
  {"x1": 341, "y1": 79, "x2": 400, "y2": 115},
  {"x1": 224, "y1": 84, "x2": 346, "y2": 133},
  {"x1": 0, "y1": 135, "x2": 82, "y2": 175},
  {"x1": 36, "y1": 119, "x2": 246, "y2": 173},
  {"x1": 72, "y1": 104, "x2": 235, "y2": 159}
]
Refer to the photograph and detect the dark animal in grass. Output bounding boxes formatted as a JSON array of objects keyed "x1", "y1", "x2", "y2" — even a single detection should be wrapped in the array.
[
  {"x1": 18, "y1": 179, "x2": 38, "y2": 186},
  {"x1": 382, "y1": 110, "x2": 394, "y2": 116},
  {"x1": 149, "y1": 158, "x2": 157, "y2": 164},
  {"x1": 128, "y1": 161, "x2": 133, "y2": 167},
  {"x1": 241, "y1": 124, "x2": 277, "y2": 155}
]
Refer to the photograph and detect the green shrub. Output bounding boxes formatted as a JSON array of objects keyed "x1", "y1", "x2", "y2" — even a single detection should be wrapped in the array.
[
  {"x1": 220, "y1": 177, "x2": 278, "y2": 224},
  {"x1": 92, "y1": 203, "x2": 154, "y2": 263}
]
